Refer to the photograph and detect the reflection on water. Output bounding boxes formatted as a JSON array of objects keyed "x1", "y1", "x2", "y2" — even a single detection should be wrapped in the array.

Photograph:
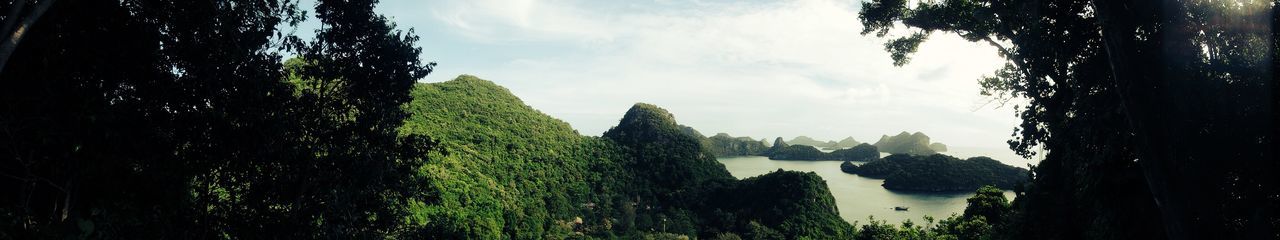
[{"x1": 716, "y1": 155, "x2": 1018, "y2": 226}]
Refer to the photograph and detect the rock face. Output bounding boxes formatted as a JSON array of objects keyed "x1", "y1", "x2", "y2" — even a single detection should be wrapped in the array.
[
  {"x1": 773, "y1": 137, "x2": 789, "y2": 148},
  {"x1": 873, "y1": 131, "x2": 946, "y2": 155},
  {"x1": 763, "y1": 137, "x2": 789, "y2": 156},
  {"x1": 929, "y1": 142, "x2": 949, "y2": 152}
]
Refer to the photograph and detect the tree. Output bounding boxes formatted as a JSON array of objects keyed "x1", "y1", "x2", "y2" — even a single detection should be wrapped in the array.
[
  {"x1": 859, "y1": 0, "x2": 1277, "y2": 238},
  {"x1": 284, "y1": 0, "x2": 438, "y2": 236},
  {"x1": 962, "y1": 186, "x2": 1009, "y2": 227},
  {"x1": 0, "y1": 0, "x2": 57, "y2": 73},
  {"x1": 0, "y1": 0, "x2": 435, "y2": 238}
]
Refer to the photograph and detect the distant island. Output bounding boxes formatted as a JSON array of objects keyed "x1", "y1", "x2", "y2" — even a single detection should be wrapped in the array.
[
  {"x1": 873, "y1": 131, "x2": 948, "y2": 155},
  {"x1": 764, "y1": 138, "x2": 879, "y2": 161},
  {"x1": 841, "y1": 153, "x2": 1028, "y2": 192},
  {"x1": 767, "y1": 144, "x2": 829, "y2": 160},
  {"x1": 706, "y1": 133, "x2": 770, "y2": 157},
  {"x1": 788, "y1": 136, "x2": 861, "y2": 150},
  {"x1": 704, "y1": 133, "x2": 954, "y2": 162}
]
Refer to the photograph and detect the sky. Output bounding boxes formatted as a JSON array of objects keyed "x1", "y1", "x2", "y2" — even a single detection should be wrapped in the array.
[{"x1": 298, "y1": 0, "x2": 1029, "y2": 160}]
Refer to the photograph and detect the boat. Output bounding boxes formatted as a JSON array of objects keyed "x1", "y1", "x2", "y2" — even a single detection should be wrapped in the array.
[{"x1": 894, "y1": 206, "x2": 909, "y2": 211}]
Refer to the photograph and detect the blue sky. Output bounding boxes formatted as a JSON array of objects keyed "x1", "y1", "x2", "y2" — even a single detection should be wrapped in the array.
[{"x1": 297, "y1": 0, "x2": 1030, "y2": 161}]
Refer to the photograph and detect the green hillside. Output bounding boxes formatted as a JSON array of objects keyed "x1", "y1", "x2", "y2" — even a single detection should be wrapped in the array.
[
  {"x1": 401, "y1": 75, "x2": 852, "y2": 239},
  {"x1": 401, "y1": 75, "x2": 624, "y2": 238}
]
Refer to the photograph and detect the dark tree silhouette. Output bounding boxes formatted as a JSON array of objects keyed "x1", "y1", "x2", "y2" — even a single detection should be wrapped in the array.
[
  {"x1": 859, "y1": 0, "x2": 1277, "y2": 239},
  {"x1": 0, "y1": 0, "x2": 435, "y2": 238}
]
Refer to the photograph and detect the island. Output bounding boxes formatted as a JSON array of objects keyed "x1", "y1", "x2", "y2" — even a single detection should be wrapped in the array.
[
  {"x1": 766, "y1": 141, "x2": 879, "y2": 161},
  {"x1": 873, "y1": 131, "x2": 949, "y2": 155},
  {"x1": 841, "y1": 153, "x2": 1028, "y2": 191},
  {"x1": 787, "y1": 135, "x2": 862, "y2": 150},
  {"x1": 829, "y1": 143, "x2": 879, "y2": 161},
  {"x1": 767, "y1": 144, "x2": 830, "y2": 160}
]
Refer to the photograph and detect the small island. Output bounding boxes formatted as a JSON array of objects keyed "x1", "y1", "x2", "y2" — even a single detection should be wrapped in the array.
[
  {"x1": 842, "y1": 153, "x2": 1028, "y2": 191},
  {"x1": 767, "y1": 144, "x2": 829, "y2": 160},
  {"x1": 766, "y1": 140, "x2": 879, "y2": 161}
]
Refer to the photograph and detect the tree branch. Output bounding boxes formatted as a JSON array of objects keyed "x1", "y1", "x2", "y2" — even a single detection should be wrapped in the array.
[
  {"x1": 0, "y1": 0, "x2": 30, "y2": 38},
  {"x1": 0, "y1": 0, "x2": 56, "y2": 74}
]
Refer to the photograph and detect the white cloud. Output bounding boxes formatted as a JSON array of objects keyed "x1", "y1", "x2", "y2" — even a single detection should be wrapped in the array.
[{"x1": 407, "y1": 0, "x2": 1028, "y2": 161}]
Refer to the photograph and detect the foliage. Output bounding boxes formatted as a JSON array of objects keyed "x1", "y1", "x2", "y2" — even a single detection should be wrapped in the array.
[
  {"x1": 848, "y1": 154, "x2": 1028, "y2": 192},
  {"x1": 766, "y1": 145, "x2": 831, "y2": 161},
  {"x1": 859, "y1": 0, "x2": 1278, "y2": 238},
  {"x1": 0, "y1": 0, "x2": 435, "y2": 238},
  {"x1": 841, "y1": 161, "x2": 860, "y2": 174},
  {"x1": 604, "y1": 103, "x2": 735, "y2": 197},
  {"x1": 695, "y1": 170, "x2": 856, "y2": 239},
  {"x1": 402, "y1": 76, "x2": 857, "y2": 239},
  {"x1": 830, "y1": 143, "x2": 880, "y2": 162},
  {"x1": 400, "y1": 75, "x2": 619, "y2": 238},
  {"x1": 963, "y1": 186, "x2": 1011, "y2": 227},
  {"x1": 765, "y1": 143, "x2": 879, "y2": 162},
  {"x1": 848, "y1": 185, "x2": 1010, "y2": 240}
]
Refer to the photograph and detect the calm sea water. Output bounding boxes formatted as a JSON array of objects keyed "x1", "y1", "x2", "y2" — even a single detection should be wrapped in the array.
[{"x1": 716, "y1": 150, "x2": 1027, "y2": 226}]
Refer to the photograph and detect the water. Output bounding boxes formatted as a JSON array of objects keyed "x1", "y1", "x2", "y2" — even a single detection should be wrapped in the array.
[{"x1": 716, "y1": 155, "x2": 1020, "y2": 226}]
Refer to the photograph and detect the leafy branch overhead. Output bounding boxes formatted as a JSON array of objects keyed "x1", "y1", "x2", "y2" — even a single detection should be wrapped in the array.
[{"x1": 859, "y1": 0, "x2": 1279, "y2": 239}]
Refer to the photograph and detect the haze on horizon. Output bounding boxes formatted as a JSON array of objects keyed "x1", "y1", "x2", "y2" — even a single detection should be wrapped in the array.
[{"x1": 347, "y1": 0, "x2": 1025, "y2": 157}]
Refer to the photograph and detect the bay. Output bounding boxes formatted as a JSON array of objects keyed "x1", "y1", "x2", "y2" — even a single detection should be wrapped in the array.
[{"x1": 716, "y1": 154, "x2": 1021, "y2": 226}]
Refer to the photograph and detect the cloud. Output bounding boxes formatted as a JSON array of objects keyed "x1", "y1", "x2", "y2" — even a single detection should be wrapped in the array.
[{"x1": 403, "y1": 0, "x2": 1026, "y2": 160}]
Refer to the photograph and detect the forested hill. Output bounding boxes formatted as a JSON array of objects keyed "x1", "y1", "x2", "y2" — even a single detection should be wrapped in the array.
[
  {"x1": 401, "y1": 75, "x2": 853, "y2": 239},
  {"x1": 603, "y1": 102, "x2": 735, "y2": 194},
  {"x1": 401, "y1": 75, "x2": 620, "y2": 238}
]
